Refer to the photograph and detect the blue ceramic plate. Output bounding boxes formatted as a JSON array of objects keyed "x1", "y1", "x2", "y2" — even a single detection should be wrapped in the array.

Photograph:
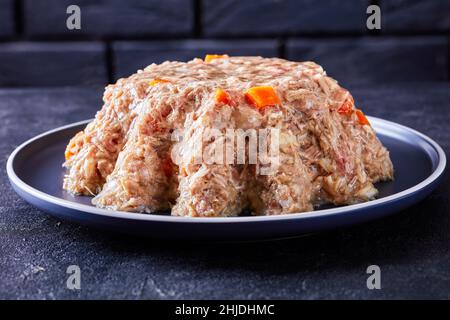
[{"x1": 7, "y1": 117, "x2": 446, "y2": 240}]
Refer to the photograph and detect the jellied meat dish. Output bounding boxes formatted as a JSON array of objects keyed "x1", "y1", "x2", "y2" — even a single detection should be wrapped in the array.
[{"x1": 63, "y1": 55, "x2": 394, "y2": 217}]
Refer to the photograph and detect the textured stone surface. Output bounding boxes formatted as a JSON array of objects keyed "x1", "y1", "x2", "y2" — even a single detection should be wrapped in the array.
[
  {"x1": 23, "y1": 0, "x2": 193, "y2": 37},
  {"x1": 286, "y1": 37, "x2": 448, "y2": 86},
  {"x1": 381, "y1": 0, "x2": 450, "y2": 32},
  {"x1": 0, "y1": 85, "x2": 449, "y2": 299},
  {"x1": 202, "y1": 0, "x2": 369, "y2": 36},
  {"x1": 0, "y1": 42, "x2": 107, "y2": 86},
  {"x1": 0, "y1": 0, "x2": 14, "y2": 38},
  {"x1": 112, "y1": 40, "x2": 279, "y2": 79}
]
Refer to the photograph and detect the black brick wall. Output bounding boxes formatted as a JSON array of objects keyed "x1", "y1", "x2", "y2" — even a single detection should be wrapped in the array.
[
  {"x1": 0, "y1": 0, "x2": 15, "y2": 38},
  {"x1": 0, "y1": 42, "x2": 107, "y2": 86},
  {"x1": 23, "y1": 0, "x2": 193, "y2": 38},
  {"x1": 113, "y1": 40, "x2": 279, "y2": 78},
  {"x1": 202, "y1": 0, "x2": 370, "y2": 36},
  {"x1": 0, "y1": 0, "x2": 449, "y2": 88},
  {"x1": 286, "y1": 37, "x2": 449, "y2": 85},
  {"x1": 380, "y1": 0, "x2": 450, "y2": 33}
]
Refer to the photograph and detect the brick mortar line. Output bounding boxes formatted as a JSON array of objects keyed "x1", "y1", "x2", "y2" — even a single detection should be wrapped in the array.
[
  {"x1": 0, "y1": 34, "x2": 449, "y2": 44},
  {"x1": 5, "y1": 32, "x2": 450, "y2": 42},
  {"x1": 369, "y1": 0, "x2": 381, "y2": 36},
  {"x1": 13, "y1": 0, "x2": 24, "y2": 36},
  {"x1": 193, "y1": 0, "x2": 203, "y2": 38}
]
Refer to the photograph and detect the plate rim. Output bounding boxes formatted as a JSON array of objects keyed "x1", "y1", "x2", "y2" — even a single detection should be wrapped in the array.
[{"x1": 7, "y1": 116, "x2": 447, "y2": 224}]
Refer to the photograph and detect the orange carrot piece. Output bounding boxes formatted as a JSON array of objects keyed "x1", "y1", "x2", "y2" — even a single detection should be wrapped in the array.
[
  {"x1": 65, "y1": 149, "x2": 74, "y2": 161},
  {"x1": 205, "y1": 54, "x2": 227, "y2": 63},
  {"x1": 337, "y1": 96, "x2": 354, "y2": 115},
  {"x1": 149, "y1": 79, "x2": 171, "y2": 86},
  {"x1": 215, "y1": 88, "x2": 230, "y2": 105},
  {"x1": 245, "y1": 86, "x2": 281, "y2": 109},
  {"x1": 65, "y1": 143, "x2": 77, "y2": 161},
  {"x1": 356, "y1": 109, "x2": 370, "y2": 126},
  {"x1": 64, "y1": 132, "x2": 83, "y2": 160}
]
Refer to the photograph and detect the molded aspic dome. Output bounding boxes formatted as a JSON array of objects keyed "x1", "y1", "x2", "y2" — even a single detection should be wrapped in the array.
[{"x1": 63, "y1": 56, "x2": 393, "y2": 217}]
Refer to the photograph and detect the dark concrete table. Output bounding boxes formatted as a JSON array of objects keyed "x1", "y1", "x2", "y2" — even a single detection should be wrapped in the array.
[{"x1": 0, "y1": 84, "x2": 449, "y2": 299}]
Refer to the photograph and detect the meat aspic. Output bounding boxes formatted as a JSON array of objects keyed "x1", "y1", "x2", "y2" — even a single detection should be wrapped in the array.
[{"x1": 63, "y1": 55, "x2": 393, "y2": 217}]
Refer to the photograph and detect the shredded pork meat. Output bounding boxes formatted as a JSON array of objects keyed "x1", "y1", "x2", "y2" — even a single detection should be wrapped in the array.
[{"x1": 63, "y1": 56, "x2": 394, "y2": 216}]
